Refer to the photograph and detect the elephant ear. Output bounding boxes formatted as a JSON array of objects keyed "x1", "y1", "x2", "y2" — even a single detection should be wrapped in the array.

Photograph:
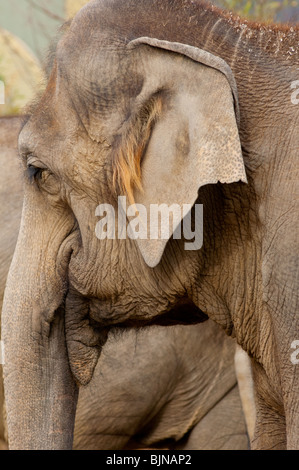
[{"x1": 117, "y1": 37, "x2": 247, "y2": 268}]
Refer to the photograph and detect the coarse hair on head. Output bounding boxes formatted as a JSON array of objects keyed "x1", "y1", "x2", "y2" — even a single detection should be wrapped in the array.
[{"x1": 112, "y1": 94, "x2": 163, "y2": 204}]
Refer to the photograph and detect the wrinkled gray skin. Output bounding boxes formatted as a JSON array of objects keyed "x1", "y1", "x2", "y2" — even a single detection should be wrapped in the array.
[
  {"x1": 75, "y1": 324, "x2": 248, "y2": 450},
  {"x1": 2, "y1": 0, "x2": 298, "y2": 450},
  {"x1": 0, "y1": 117, "x2": 249, "y2": 450}
]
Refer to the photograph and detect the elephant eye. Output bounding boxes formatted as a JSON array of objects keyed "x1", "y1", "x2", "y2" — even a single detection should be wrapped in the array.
[
  {"x1": 27, "y1": 164, "x2": 45, "y2": 182},
  {"x1": 26, "y1": 162, "x2": 60, "y2": 195}
]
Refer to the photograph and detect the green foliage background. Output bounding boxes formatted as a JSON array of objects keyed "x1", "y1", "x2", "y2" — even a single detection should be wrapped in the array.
[{"x1": 214, "y1": 0, "x2": 299, "y2": 22}]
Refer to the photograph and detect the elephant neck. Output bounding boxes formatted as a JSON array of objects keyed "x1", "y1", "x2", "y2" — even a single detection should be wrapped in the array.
[
  {"x1": 131, "y1": 1, "x2": 299, "y2": 139},
  {"x1": 192, "y1": 4, "x2": 299, "y2": 67},
  {"x1": 191, "y1": 4, "x2": 299, "y2": 167},
  {"x1": 192, "y1": 5, "x2": 299, "y2": 376},
  {"x1": 191, "y1": 5, "x2": 299, "y2": 116}
]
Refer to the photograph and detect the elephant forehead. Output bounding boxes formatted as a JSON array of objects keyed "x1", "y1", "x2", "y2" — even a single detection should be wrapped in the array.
[
  {"x1": 59, "y1": 33, "x2": 132, "y2": 94},
  {"x1": 55, "y1": 40, "x2": 144, "y2": 142}
]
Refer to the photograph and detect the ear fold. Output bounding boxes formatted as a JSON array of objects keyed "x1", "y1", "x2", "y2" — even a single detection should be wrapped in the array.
[{"x1": 120, "y1": 38, "x2": 247, "y2": 268}]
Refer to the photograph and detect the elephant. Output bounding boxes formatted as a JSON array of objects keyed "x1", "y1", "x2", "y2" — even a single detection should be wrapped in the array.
[
  {"x1": 0, "y1": 116, "x2": 251, "y2": 450},
  {"x1": 1, "y1": 0, "x2": 298, "y2": 450},
  {"x1": 74, "y1": 324, "x2": 250, "y2": 450}
]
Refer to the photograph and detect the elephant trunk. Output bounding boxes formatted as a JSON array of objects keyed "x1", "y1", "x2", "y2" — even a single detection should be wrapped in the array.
[
  {"x1": 2, "y1": 304, "x2": 78, "y2": 449},
  {"x1": 1, "y1": 196, "x2": 79, "y2": 449}
]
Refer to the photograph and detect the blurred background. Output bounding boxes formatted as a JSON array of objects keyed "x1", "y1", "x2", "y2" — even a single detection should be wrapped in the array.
[{"x1": 0, "y1": 0, "x2": 298, "y2": 116}]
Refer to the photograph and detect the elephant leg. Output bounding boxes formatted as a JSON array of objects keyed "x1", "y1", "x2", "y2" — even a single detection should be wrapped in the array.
[
  {"x1": 250, "y1": 361, "x2": 286, "y2": 449},
  {"x1": 251, "y1": 395, "x2": 286, "y2": 450}
]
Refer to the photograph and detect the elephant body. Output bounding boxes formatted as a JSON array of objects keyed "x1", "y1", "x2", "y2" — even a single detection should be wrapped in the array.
[
  {"x1": 1, "y1": 0, "x2": 298, "y2": 449},
  {"x1": 0, "y1": 116, "x2": 249, "y2": 450}
]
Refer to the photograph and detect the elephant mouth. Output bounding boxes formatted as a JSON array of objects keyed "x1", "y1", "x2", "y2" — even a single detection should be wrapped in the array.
[
  {"x1": 63, "y1": 287, "x2": 206, "y2": 386},
  {"x1": 90, "y1": 294, "x2": 208, "y2": 328},
  {"x1": 148, "y1": 299, "x2": 209, "y2": 326}
]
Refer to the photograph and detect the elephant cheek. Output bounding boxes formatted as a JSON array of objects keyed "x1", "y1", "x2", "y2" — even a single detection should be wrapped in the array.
[{"x1": 65, "y1": 292, "x2": 108, "y2": 386}]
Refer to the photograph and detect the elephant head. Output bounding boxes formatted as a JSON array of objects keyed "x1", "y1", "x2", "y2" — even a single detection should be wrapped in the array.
[{"x1": 2, "y1": 0, "x2": 298, "y2": 449}]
